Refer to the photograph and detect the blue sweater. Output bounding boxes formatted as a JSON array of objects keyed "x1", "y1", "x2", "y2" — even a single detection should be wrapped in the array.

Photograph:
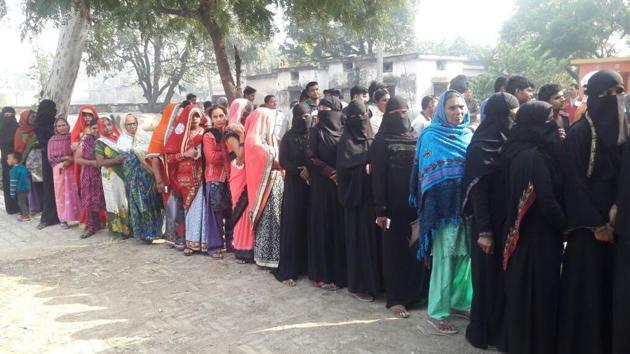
[{"x1": 9, "y1": 164, "x2": 31, "y2": 197}]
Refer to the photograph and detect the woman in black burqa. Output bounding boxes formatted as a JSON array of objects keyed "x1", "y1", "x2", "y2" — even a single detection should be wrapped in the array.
[
  {"x1": 558, "y1": 70, "x2": 627, "y2": 354},
  {"x1": 305, "y1": 97, "x2": 346, "y2": 290},
  {"x1": 273, "y1": 103, "x2": 312, "y2": 285},
  {"x1": 370, "y1": 96, "x2": 428, "y2": 318},
  {"x1": 496, "y1": 101, "x2": 566, "y2": 354},
  {"x1": 337, "y1": 100, "x2": 382, "y2": 301},
  {"x1": 613, "y1": 139, "x2": 630, "y2": 354},
  {"x1": 1, "y1": 106, "x2": 20, "y2": 214},
  {"x1": 463, "y1": 92, "x2": 518, "y2": 351},
  {"x1": 34, "y1": 99, "x2": 60, "y2": 228}
]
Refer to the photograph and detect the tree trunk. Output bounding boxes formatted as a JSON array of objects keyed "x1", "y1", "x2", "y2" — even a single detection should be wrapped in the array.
[
  {"x1": 42, "y1": 10, "x2": 87, "y2": 118},
  {"x1": 198, "y1": 4, "x2": 237, "y2": 102}
]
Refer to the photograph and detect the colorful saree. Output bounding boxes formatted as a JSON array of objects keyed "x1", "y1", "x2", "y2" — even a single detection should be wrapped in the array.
[
  {"x1": 226, "y1": 101, "x2": 254, "y2": 261},
  {"x1": 163, "y1": 105, "x2": 205, "y2": 248},
  {"x1": 120, "y1": 113, "x2": 162, "y2": 242},
  {"x1": 80, "y1": 134, "x2": 106, "y2": 233},
  {"x1": 47, "y1": 127, "x2": 80, "y2": 223},
  {"x1": 244, "y1": 107, "x2": 284, "y2": 268},
  {"x1": 95, "y1": 118, "x2": 131, "y2": 237}
]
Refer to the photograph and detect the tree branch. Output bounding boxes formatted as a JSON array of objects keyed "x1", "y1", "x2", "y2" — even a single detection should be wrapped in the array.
[{"x1": 155, "y1": 0, "x2": 193, "y2": 18}]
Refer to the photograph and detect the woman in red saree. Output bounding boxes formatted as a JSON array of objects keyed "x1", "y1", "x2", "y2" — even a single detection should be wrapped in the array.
[
  {"x1": 71, "y1": 105, "x2": 102, "y2": 226},
  {"x1": 244, "y1": 107, "x2": 284, "y2": 268},
  {"x1": 225, "y1": 99, "x2": 254, "y2": 262},
  {"x1": 163, "y1": 104, "x2": 205, "y2": 250}
]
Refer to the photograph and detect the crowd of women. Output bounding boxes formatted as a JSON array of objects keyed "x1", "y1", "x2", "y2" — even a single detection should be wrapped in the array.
[{"x1": 1, "y1": 69, "x2": 629, "y2": 354}]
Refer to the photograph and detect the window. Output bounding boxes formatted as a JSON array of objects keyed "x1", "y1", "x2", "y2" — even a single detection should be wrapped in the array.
[
  {"x1": 343, "y1": 62, "x2": 353, "y2": 72},
  {"x1": 436, "y1": 60, "x2": 446, "y2": 70},
  {"x1": 291, "y1": 71, "x2": 299, "y2": 81},
  {"x1": 383, "y1": 61, "x2": 393, "y2": 73}
]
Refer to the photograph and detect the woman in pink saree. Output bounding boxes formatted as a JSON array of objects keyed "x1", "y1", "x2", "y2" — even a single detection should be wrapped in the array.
[
  {"x1": 244, "y1": 107, "x2": 284, "y2": 268},
  {"x1": 225, "y1": 98, "x2": 254, "y2": 263},
  {"x1": 47, "y1": 118, "x2": 81, "y2": 228}
]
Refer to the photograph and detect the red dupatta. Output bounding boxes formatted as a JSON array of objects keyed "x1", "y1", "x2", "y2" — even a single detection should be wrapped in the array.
[
  {"x1": 72, "y1": 105, "x2": 99, "y2": 144},
  {"x1": 163, "y1": 105, "x2": 204, "y2": 209},
  {"x1": 244, "y1": 107, "x2": 278, "y2": 228},
  {"x1": 14, "y1": 110, "x2": 34, "y2": 153},
  {"x1": 97, "y1": 117, "x2": 121, "y2": 143},
  {"x1": 229, "y1": 98, "x2": 250, "y2": 125}
]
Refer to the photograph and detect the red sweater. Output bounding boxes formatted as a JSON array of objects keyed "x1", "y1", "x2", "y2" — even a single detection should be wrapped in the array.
[{"x1": 203, "y1": 132, "x2": 229, "y2": 183}]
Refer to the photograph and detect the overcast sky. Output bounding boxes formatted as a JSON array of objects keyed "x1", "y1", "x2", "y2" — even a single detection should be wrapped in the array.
[{"x1": 0, "y1": 0, "x2": 515, "y2": 85}]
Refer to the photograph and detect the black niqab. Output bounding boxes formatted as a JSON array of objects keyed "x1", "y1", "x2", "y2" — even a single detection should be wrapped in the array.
[
  {"x1": 34, "y1": 99, "x2": 57, "y2": 146},
  {"x1": 290, "y1": 103, "x2": 311, "y2": 135},
  {"x1": 336, "y1": 100, "x2": 373, "y2": 169},
  {"x1": 586, "y1": 70, "x2": 627, "y2": 148},
  {"x1": 0, "y1": 106, "x2": 18, "y2": 146},
  {"x1": 317, "y1": 97, "x2": 343, "y2": 139},
  {"x1": 463, "y1": 93, "x2": 519, "y2": 197},
  {"x1": 376, "y1": 96, "x2": 416, "y2": 143}
]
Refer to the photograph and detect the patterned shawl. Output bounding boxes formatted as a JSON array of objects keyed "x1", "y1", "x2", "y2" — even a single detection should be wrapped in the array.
[{"x1": 410, "y1": 90, "x2": 473, "y2": 260}]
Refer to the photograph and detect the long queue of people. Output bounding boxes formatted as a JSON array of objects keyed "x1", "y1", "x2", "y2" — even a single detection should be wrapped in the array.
[{"x1": 1, "y1": 70, "x2": 629, "y2": 354}]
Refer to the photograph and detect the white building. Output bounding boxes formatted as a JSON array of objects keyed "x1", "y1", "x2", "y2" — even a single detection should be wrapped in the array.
[{"x1": 244, "y1": 52, "x2": 484, "y2": 111}]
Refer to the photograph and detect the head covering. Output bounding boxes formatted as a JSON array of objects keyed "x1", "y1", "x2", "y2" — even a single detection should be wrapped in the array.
[
  {"x1": 14, "y1": 110, "x2": 35, "y2": 153},
  {"x1": 585, "y1": 70, "x2": 628, "y2": 147},
  {"x1": 316, "y1": 96, "x2": 344, "y2": 139},
  {"x1": 336, "y1": 100, "x2": 373, "y2": 169},
  {"x1": 498, "y1": 100, "x2": 560, "y2": 269},
  {"x1": 243, "y1": 107, "x2": 276, "y2": 227},
  {"x1": 34, "y1": 99, "x2": 57, "y2": 147},
  {"x1": 163, "y1": 104, "x2": 202, "y2": 154},
  {"x1": 147, "y1": 103, "x2": 177, "y2": 156},
  {"x1": 0, "y1": 106, "x2": 18, "y2": 147},
  {"x1": 118, "y1": 113, "x2": 150, "y2": 152},
  {"x1": 47, "y1": 118, "x2": 73, "y2": 166},
  {"x1": 97, "y1": 116, "x2": 121, "y2": 143},
  {"x1": 376, "y1": 96, "x2": 416, "y2": 142},
  {"x1": 463, "y1": 92, "x2": 519, "y2": 209},
  {"x1": 229, "y1": 98, "x2": 252, "y2": 125},
  {"x1": 290, "y1": 103, "x2": 311, "y2": 135},
  {"x1": 411, "y1": 90, "x2": 473, "y2": 260},
  {"x1": 71, "y1": 105, "x2": 99, "y2": 144}
]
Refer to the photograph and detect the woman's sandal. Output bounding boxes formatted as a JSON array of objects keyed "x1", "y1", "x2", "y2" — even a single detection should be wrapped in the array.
[
  {"x1": 450, "y1": 309, "x2": 471, "y2": 320},
  {"x1": 36, "y1": 223, "x2": 47, "y2": 230},
  {"x1": 283, "y1": 279, "x2": 297, "y2": 287},
  {"x1": 60, "y1": 222, "x2": 69, "y2": 229},
  {"x1": 210, "y1": 252, "x2": 223, "y2": 260},
  {"x1": 314, "y1": 282, "x2": 338, "y2": 291},
  {"x1": 426, "y1": 317, "x2": 458, "y2": 335},
  {"x1": 183, "y1": 248, "x2": 194, "y2": 256},
  {"x1": 390, "y1": 305, "x2": 410, "y2": 319},
  {"x1": 80, "y1": 231, "x2": 95, "y2": 239},
  {"x1": 236, "y1": 259, "x2": 252, "y2": 264}
]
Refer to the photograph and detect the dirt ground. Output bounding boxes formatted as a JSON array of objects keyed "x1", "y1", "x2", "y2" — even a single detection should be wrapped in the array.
[{"x1": 0, "y1": 198, "x2": 487, "y2": 354}]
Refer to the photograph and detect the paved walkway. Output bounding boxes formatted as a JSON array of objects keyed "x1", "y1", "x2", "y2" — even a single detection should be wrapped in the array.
[{"x1": 0, "y1": 197, "x2": 486, "y2": 354}]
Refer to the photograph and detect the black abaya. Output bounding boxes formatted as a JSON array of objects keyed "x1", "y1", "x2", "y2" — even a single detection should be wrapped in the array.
[
  {"x1": 1, "y1": 107, "x2": 20, "y2": 214},
  {"x1": 305, "y1": 101, "x2": 346, "y2": 287},
  {"x1": 34, "y1": 100, "x2": 59, "y2": 226},
  {"x1": 503, "y1": 150, "x2": 566, "y2": 354},
  {"x1": 337, "y1": 166, "x2": 382, "y2": 295},
  {"x1": 274, "y1": 104, "x2": 311, "y2": 282},
  {"x1": 558, "y1": 118, "x2": 622, "y2": 354},
  {"x1": 370, "y1": 135, "x2": 427, "y2": 308},
  {"x1": 613, "y1": 141, "x2": 630, "y2": 354},
  {"x1": 337, "y1": 101, "x2": 382, "y2": 296},
  {"x1": 463, "y1": 93, "x2": 518, "y2": 351}
]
